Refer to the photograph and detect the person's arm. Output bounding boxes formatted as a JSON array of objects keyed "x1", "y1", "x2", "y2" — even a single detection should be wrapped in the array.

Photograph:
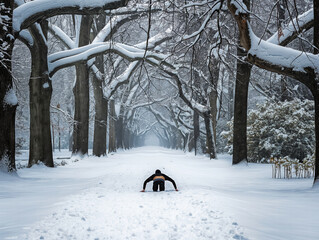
[
  {"x1": 163, "y1": 174, "x2": 178, "y2": 191},
  {"x1": 141, "y1": 174, "x2": 154, "y2": 191}
]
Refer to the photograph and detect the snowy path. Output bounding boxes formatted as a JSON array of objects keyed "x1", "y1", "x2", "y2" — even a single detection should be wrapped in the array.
[{"x1": 1, "y1": 147, "x2": 318, "y2": 240}]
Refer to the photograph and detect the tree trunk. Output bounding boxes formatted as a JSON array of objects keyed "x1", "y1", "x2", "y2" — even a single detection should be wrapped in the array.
[
  {"x1": 228, "y1": 76, "x2": 234, "y2": 121},
  {"x1": 209, "y1": 90, "x2": 218, "y2": 145},
  {"x1": 193, "y1": 110, "x2": 200, "y2": 155},
  {"x1": 208, "y1": 57, "x2": 220, "y2": 146},
  {"x1": 116, "y1": 116, "x2": 124, "y2": 149},
  {"x1": 276, "y1": 0, "x2": 289, "y2": 101},
  {"x1": 92, "y1": 61, "x2": 108, "y2": 156},
  {"x1": 204, "y1": 112, "x2": 216, "y2": 159},
  {"x1": 313, "y1": 91, "x2": 319, "y2": 185},
  {"x1": 232, "y1": 47, "x2": 252, "y2": 164},
  {"x1": 92, "y1": 14, "x2": 108, "y2": 157},
  {"x1": 0, "y1": 0, "x2": 16, "y2": 171},
  {"x1": 313, "y1": 0, "x2": 319, "y2": 185},
  {"x1": 123, "y1": 128, "x2": 130, "y2": 149},
  {"x1": 108, "y1": 99, "x2": 117, "y2": 153},
  {"x1": 28, "y1": 22, "x2": 54, "y2": 167},
  {"x1": 232, "y1": 0, "x2": 252, "y2": 165},
  {"x1": 52, "y1": 124, "x2": 55, "y2": 152},
  {"x1": 314, "y1": 0, "x2": 319, "y2": 55},
  {"x1": 72, "y1": 16, "x2": 92, "y2": 156},
  {"x1": 187, "y1": 132, "x2": 195, "y2": 152}
]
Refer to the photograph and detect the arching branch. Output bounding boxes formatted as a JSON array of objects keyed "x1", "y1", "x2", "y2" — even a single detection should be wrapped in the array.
[{"x1": 13, "y1": 0, "x2": 129, "y2": 32}]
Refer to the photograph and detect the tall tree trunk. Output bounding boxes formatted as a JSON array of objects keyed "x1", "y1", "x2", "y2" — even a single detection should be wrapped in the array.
[
  {"x1": 313, "y1": 91, "x2": 319, "y2": 185},
  {"x1": 228, "y1": 76, "x2": 234, "y2": 121},
  {"x1": 204, "y1": 112, "x2": 216, "y2": 159},
  {"x1": 313, "y1": 0, "x2": 319, "y2": 185},
  {"x1": 108, "y1": 99, "x2": 117, "y2": 153},
  {"x1": 187, "y1": 132, "x2": 195, "y2": 152},
  {"x1": 72, "y1": 16, "x2": 92, "y2": 156},
  {"x1": 92, "y1": 14, "x2": 108, "y2": 157},
  {"x1": 193, "y1": 110, "x2": 200, "y2": 155},
  {"x1": 277, "y1": 0, "x2": 289, "y2": 101},
  {"x1": 314, "y1": 0, "x2": 319, "y2": 55},
  {"x1": 28, "y1": 22, "x2": 54, "y2": 167},
  {"x1": 92, "y1": 60, "x2": 108, "y2": 156},
  {"x1": 124, "y1": 128, "x2": 130, "y2": 149},
  {"x1": 208, "y1": 56, "x2": 220, "y2": 147},
  {"x1": 232, "y1": 0, "x2": 252, "y2": 165},
  {"x1": 116, "y1": 116, "x2": 124, "y2": 149},
  {"x1": 0, "y1": 0, "x2": 16, "y2": 171},
  {"x1": 67, "y1": 106, "x2": 72, "y2": 151},
  {"x1": 232, "y1": 47, "x2": 252, "y2": 164},
  {"x1": 209, "y1": 90, "x2": 218, "y2": 145}
]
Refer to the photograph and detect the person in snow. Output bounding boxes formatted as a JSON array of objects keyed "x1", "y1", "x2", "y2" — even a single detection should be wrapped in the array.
[{"x1": 141, "y1": 169, "x2": 178, "y2": 192}]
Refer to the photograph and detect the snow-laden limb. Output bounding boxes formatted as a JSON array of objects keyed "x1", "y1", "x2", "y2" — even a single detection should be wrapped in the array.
[
  {"x1": 230, "y1": 0, "x2": 248, "y2": 15},
  {"x1": 182, "y1": 1, "x2": 221, "y2": 41},
  {"x1": 227, "y1": 0, "x2": 318, "y2": 85},
  {"x1": 18, "y1": 30, "x2": 33, "y2": 47},
  {"x1": 92, "y1": 13, "x2": 146, "y2": 44},
  {"x1": 134, "y1": 28, "x2": 173, "y2": 50},
  {"x1": 104, "y1": 61, "x2": 140, "y2": 98},
  {"x1": 182, "y1": 0, "x2": 219, "y2": 9},
  {"x1": 48, "y1": 24, "x2": 76, "y2": 49},
  {"x1": 13, "y1": 0, "x2": 129, "y2": 32},
  {"x1": 267, "y1": 8, "x2": 314, "y2": 46},
  {"x1": 249, "y1": 26, "x2": 319, "y2": 74},
  {"x1": 48, "y1": 42, "x2": 169, "y2": 77}
]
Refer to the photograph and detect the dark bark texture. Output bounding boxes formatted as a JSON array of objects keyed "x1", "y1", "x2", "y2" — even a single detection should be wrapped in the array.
[
  {"x1": 92, "y1": 14, "x2": 108, "y2": 157},
  {"x1": 232, "y1": 46, "x2": 252, "y2": 164},
  {"x1": 232, "y1": 0, "x2": 252, "y2": 165},
  {"x1": 313, "y1": 0, "x2": 319, "y2": 185},
  {"x1": 203, "y1": 112, "x2": 216, "y2": 159},
  {"x1": 108, "y1": 100, "x2": 117, "y2": 153},
  {"x1": 28, "y1": 22, "x2": 54, "y2": 167},
  {"x1": 0, "y1": 0, "x2": 16, "y2": 171},
  {"x1": 72, "y1": 16, "x2": 92, "y2": 156},
  {"x1": 193, "y1": 110, "x2": 200, "y2": 155}
]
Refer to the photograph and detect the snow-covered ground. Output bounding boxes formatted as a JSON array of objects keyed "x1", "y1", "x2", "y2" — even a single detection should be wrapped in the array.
[{"x1": 0, "y1": 147, "x2": 318, "y2": 240}]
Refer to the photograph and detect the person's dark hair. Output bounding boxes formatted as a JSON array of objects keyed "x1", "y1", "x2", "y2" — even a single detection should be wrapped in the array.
[{"x1": 155, "y1": 169, "x2": 161, "y2": 174}]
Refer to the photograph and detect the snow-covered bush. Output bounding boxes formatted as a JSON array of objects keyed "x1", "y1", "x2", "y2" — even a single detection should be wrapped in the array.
[{"x1": 222, "y1": 99, "x2": 315, "y2": 162}]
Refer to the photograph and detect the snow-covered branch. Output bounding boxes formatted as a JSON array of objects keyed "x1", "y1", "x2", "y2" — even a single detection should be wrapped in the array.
[
  {"x1": 13, "y1": 0, "x2": 129, "y2": 32},
  {"x1": 182, "y1": 1, "x2": 221, "y2": 41},
  {"x1": 267, "y1": 8, "x2": 314, "y2": 46},
  {"x1": 48, "y1": 42, "x2": 169, "y2": 77},
  {"x1": 227, "y1": 0, "x2": 318, "y2": 88},
  {"x1": 104, "y1": 61, "x2": 141, "y2": 98}
]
